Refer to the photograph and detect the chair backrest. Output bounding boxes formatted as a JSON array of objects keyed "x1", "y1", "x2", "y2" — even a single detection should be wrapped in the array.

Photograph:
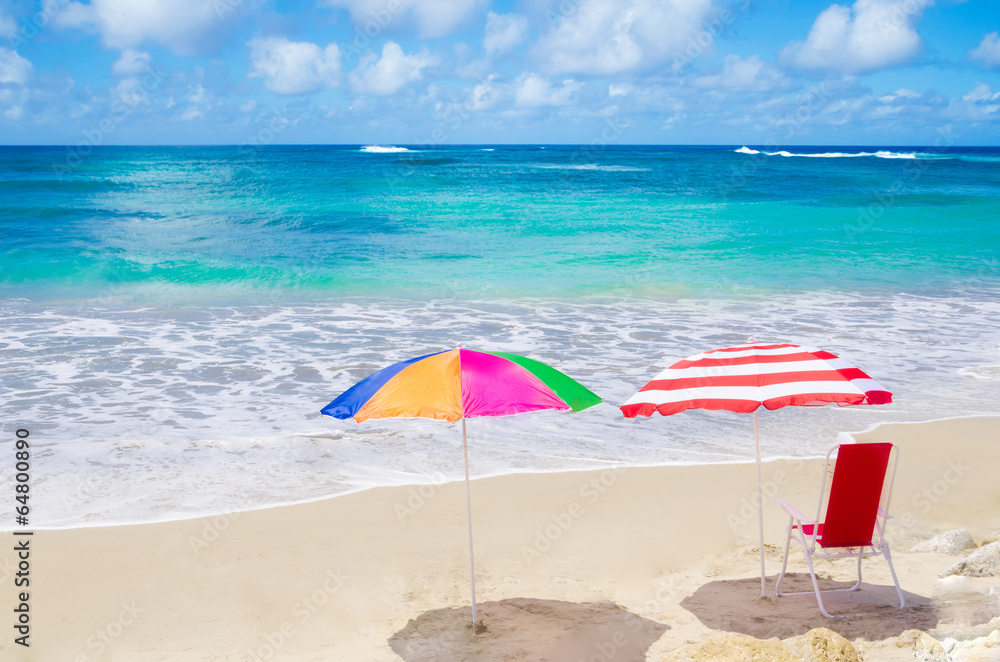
[{"x1": 818, "y1": 442, "x2": 894, "y2": 548}]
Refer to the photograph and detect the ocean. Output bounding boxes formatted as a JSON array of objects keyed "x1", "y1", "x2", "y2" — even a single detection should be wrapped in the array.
[{"x1": 1, "y1": 144, "x2": 999, "y2": 528}]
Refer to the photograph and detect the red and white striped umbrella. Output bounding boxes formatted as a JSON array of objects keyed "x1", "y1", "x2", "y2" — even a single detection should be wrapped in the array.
[
  {"x1": 621, "y1": 342, "x2": 892, "y2": 418},
  {"x1": 620, "y1": 342, "x2": 892, "y2": 596}
]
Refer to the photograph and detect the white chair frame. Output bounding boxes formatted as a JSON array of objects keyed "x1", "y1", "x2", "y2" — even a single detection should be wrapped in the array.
[{"x1": 775, "y1": 443, "x2": 905, "y2": 618}]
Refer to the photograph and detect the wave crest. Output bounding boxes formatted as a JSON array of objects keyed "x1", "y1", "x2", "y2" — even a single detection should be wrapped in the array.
[
  {"x1": 361, "y1": 145, "x2": 411, "y2": 153},
  {"x1": 735, "y1": 148, "x2": 918, "y2": 159}
]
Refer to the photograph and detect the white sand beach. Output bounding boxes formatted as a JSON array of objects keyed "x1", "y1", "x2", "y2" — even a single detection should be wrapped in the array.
[{"x1": 1, "y1": 416, "x2": 998, "y2": 660}]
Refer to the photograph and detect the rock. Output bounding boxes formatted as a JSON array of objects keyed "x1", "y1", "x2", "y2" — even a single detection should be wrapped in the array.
[
  {"x1": 909, "y1": 529, "x2": 977, "y2": 555},
  {"x1": 662, "y1": 628, "x2": 859, "y2": 662},
  {"x1": 662, "y1": 634, "x2": 793, "y2": 662},
  {"x1": 787, "y1": 628, "x2": 860, "y2": 662},
  {"x1": 940, "y1": 540, "x2": 1000, "y2": 577},
  {"x1": 895, "y1": 629, "x2": 948, "y2": 662},
  {"x1": 946, "y1": 633, "x2": 1000, "y2": 660},
  {"x1": 984, "y1": 530, "x2": 1000, "y2": 544}
]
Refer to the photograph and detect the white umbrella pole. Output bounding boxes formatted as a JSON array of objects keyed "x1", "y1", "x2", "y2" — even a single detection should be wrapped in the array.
[
  {"x1": 462, "y1": 417, "x2": 478, "y2": 625},
  {"x1": 754, "y1": 409, "x2": 766, "y2": 598}
]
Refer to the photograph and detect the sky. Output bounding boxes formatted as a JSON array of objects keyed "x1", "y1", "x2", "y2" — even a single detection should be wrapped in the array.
[{"x1": 0, "y1": 0, "x2": 999, "y2": 145}]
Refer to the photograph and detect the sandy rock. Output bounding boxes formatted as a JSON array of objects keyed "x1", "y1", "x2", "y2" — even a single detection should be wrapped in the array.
[
  {"x1": 787, "y1": 628, "x2": 860, "y2": 662},
  {"x1": 984, "y1": 531, "x2": 1000, "y2": 545},
  {"x1": 910, "y1": 529, "x2": 977, "y2": 555},
  {"x1": 662, "y1": 628, "x2": 858, "y2": 662},
  {"x1": 895, "y1": 629, "x2": 948, "y2": 662},
  {"x1": 941, "y1": 541, "x2": 1000, "y2": 577},
  {"x1": 946, "y1": 633, "x2": 1000, "y2": 661}
]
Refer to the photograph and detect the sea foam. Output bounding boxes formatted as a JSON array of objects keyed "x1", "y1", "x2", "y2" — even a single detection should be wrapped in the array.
[
  {"x1": 736, "y1": 149, "x2": 919, "y2": 159},
  {"x1": 3, "y1": 292, "x2": 998, "y2": 530},
  {"x1": 361, "y1": 145, "x2": 411, "y2": 153}
]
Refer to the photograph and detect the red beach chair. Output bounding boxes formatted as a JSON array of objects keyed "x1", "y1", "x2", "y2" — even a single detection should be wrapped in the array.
[{"x1": 775, "y1": 442, "x2": 905, "y2": 618}]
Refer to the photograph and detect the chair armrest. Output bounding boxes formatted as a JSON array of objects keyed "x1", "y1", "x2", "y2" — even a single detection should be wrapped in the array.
[{"x1": 776, "y1": 499, "x2": 816, "y2": 523}]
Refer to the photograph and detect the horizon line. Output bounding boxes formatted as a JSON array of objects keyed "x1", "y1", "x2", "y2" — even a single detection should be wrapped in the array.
[{"x1": 1, "y1": 143, "x2": 998, "y2": 148}]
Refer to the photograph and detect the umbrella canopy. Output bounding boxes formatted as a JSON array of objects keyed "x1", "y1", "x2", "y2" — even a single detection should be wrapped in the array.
[
  {"x1": 620, "y1": 342, "x2": 892, "y2": 596},
  {"x1": 323, "y1": 348, "x2": 600, "y2": 422},
  {"x1": 322, "y1": 348, "x2": 601, "y2": 625},
  {"x1": 621, "y1": 343, "x2": 891, "y2": 417}
]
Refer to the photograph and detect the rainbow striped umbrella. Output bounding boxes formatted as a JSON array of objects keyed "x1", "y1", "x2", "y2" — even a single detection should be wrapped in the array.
[
  {"x1": 322, "y1": 348, "x2": 601, "y2": 625},
  {"x1": 620, "y1": 342, "x2": 892, "y2": 597}
]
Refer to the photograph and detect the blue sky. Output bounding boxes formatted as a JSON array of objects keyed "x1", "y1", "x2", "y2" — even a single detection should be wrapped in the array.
[{"x1": 1, "y1": 0, "x2": 999, "y2": 145}]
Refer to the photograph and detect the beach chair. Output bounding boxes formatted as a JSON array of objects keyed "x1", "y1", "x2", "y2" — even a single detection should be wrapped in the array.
[{"x1": 775, "y1": 442, "x2": 905, "y2": 618}]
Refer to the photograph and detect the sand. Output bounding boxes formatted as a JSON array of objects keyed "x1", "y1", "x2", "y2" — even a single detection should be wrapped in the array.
[{"x1": 1, "y1": 416, "x2": 998, "y2": 660}]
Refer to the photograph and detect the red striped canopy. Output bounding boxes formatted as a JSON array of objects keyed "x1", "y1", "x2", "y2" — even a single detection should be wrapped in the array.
[{"x1": 620, "y1": 343, "x2": 892, "y2": 418}]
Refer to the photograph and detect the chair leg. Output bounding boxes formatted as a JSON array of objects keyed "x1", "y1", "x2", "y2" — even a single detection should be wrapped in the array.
[
  {"x1": 775, "y1": 520, "x2": 794, "y2": 598},
  {"x1": 883, "y1": 543, "x2": 905, "y2": 609},
  {"x1": 802, "y1": 546, "x2": 836, "y2": 619},
  {"x1": 848, "y1": 553, "x2": 862, "y2": 592}
]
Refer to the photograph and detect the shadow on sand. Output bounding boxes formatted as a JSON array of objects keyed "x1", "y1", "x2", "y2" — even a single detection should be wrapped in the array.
[
  {"x1": 388, "y1": 597, "x2": 668, "y2": 662},
  {"x1": 680, "y1": 574, "x2": 939, "y2": 640}
]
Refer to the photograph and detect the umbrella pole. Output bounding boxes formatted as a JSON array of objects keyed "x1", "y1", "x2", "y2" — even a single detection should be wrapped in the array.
[
  {"x1": 462, "y1": 417, "x2": 478, "y2": 625},
  {"x1": 754, "y1": 409, "x2": 766, "y2": 598}
]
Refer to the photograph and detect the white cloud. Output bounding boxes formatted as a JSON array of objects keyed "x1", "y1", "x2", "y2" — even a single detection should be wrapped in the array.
[
  {"x1": 781, "y1": 0, "x2": 933, "y2": 75},
  {"x1": 54, "y1": 0, "x2": 241, "y2": 55},
  {"x1": 970, "y1": 32, "x2": 1000, "y2": 70},
  {"x1": 514, "y1": 74, "x2": 580, "y2": 107},
  {"x1": 0, "y1": 48, "x2": 32, "y2": 85},
  {"x1": 249, "y1": 37, "x2": 342, "y2": 95},
  {"x1": 962, "y1": 83, "x2": 1000, "y2": 104},
  {"x1": 609, "y1": 83, "x2": 632, "y2": 97},
  {"x1": 0, "y1": 48, "x2": 31, "y2": 120},
  {"x1": 953, "y1": 83, "x2": 1000, "y2": 121},
  {"x1": 878, "y1": 87, "x2": 919, "y2": 102},
  {"x1": 322, "y1": 0, "x2": 479, "y2": 39},
  {"x1": 112, "y1": 49, "x2": 151, "y2": 76},
  {"x1": 483, "y1": 11, "x2": 527, "y2": 56},
  {"x1": 349, "y1": 41, "x2": 436, "y2": 96},
  {"x1": 0, "y1": 86, "x2": 30, "y2": 120},
  {"x1": 534, "y1": 0, "x2": 714, "y2": 75},
  {"x1": 180, "y1": 84, "x2": 209, "y2": 121},
  {"x1": 467, "y1": 74, "x2": 501, "y2": 110},
  {"x1": 694, "y1": 55, "x2": 790, "y2": 92}
]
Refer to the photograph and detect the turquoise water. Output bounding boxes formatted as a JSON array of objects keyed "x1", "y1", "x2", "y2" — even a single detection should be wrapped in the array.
[
  {"x1": 1, "y1": 145, "x2": 999, "y2": 527},
  {"x1": 3, "y1": 145, "x2": 999, "y2": 300}
]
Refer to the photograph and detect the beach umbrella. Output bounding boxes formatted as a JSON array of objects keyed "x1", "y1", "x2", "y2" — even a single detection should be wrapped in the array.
[
  {"x1": 321, "y1": 348, "x2": 601, "y2": 625},
  {"x1": 620, "y1": 342, "x2": 892, "y2": 597}
]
